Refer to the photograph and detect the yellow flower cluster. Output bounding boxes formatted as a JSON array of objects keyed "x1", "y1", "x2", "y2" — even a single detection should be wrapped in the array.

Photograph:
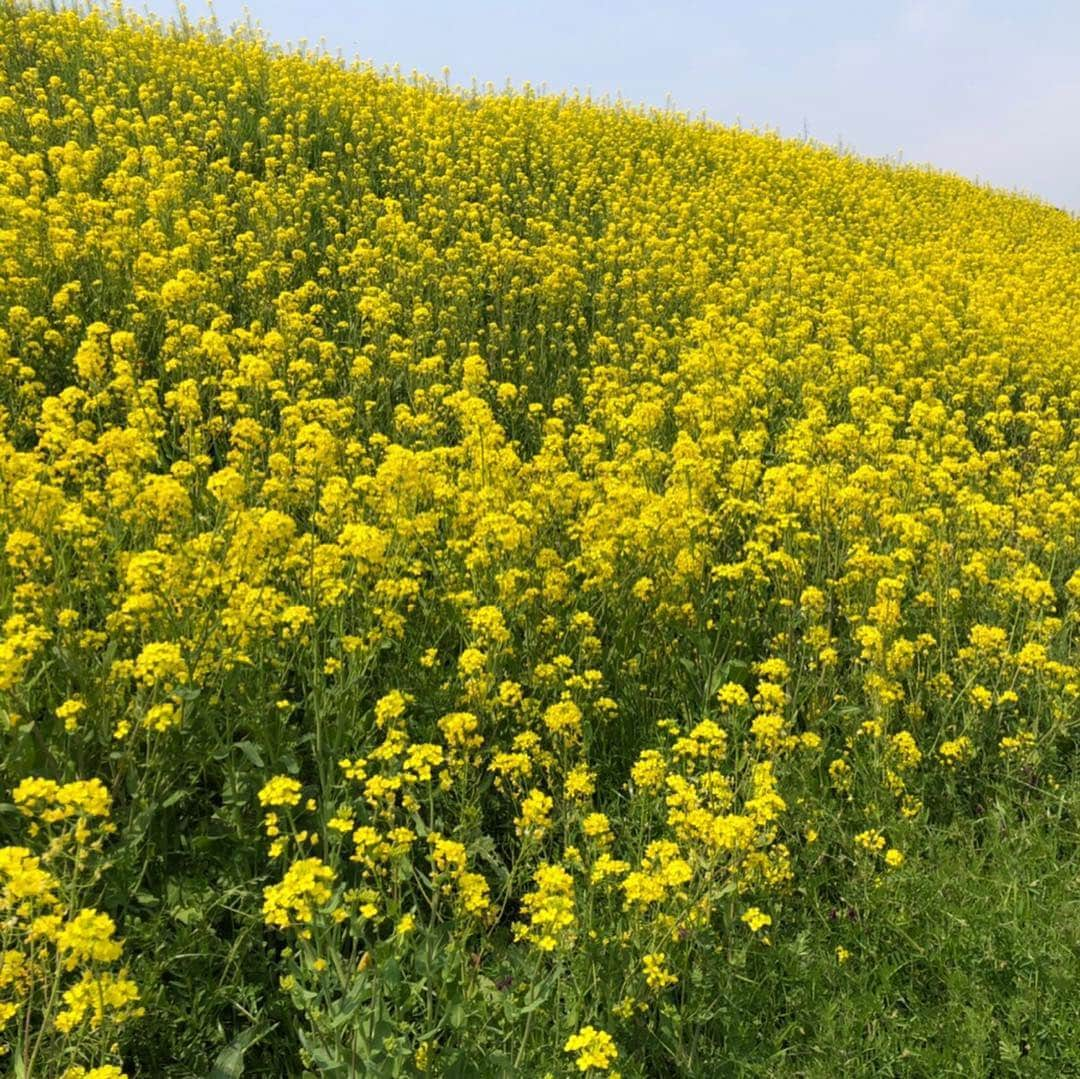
[
  {"x1": 262, "y1": 857, "x2": 336, "y2": 930},
  {"x1": 0, "y1": 776, "x2": 139, "y2": 1073},
  {"x1": 564, "y1": 1025, "x2": 619, "y2": 1072}
]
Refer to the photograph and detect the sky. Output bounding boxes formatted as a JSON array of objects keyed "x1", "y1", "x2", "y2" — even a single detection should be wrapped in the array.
[{"x1": 141, "y1": 0, "x2": 1079, "y2": 212}]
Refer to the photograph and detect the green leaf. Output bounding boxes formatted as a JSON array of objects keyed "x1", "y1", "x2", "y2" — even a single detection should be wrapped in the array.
[
  {"x1": 235, "y1": 740, "x2": 265, "y2": 768},
  {"x1": 209, "y1": 1024, "x2": 273, "y2": 1078},
  {"x1": 208, "y1": 1043, "x2": 247, "y2": 1079}
]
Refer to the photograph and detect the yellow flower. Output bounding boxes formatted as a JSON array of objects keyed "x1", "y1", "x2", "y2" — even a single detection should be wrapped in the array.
[
  {"x1": 56, "y1": 909, "x2": 123, "y2": 969},
  {"x1": 55, "y1": 698, "x2": 86, "y2": 732},
  {"x1": 132, "y1": 642, "x2": 187, "y2": 688},
  {"x1": 564, "y1": 1025, "x2": 618, "y2": 1072},
  {"x1": 262, "y1": 858, "x2": 336, "y2": 928},
  {"x1": 54, "y1": 970, "x2": 142, "y2": 1032},
  {"x1": 258, "y1": 776, "x2": 302, "y2": 808},
  {"x1": 741, "y1": 906, "x2": 772, "y2": 933},
  {"x1": 374, "y1": 690, "x2": 411, "y2": 728},
  {"x1": 514, "y1": 863, "x2": 576, "y2": 952},
  {"x1": 938, "y1": 737, "x2": 975, "y2": 766},
  {"x1": 62, "y1": 1065, "x2": 130, "y2": 1079},
  {"x1": 542, "y1": 700, "x2": 582, "y2": 739},
  {"x1": 642, "y1": 952, "x2": 678, "y2": 991},
  {"x1": 854, "y1": 829, "x2": 886, "y2": 854},
  {"x1": 564, "y1": 765, "x2": 596, "y2": 800},
  {"x1": 516, "y1": 789, "x2": 554, "y2": 838}
]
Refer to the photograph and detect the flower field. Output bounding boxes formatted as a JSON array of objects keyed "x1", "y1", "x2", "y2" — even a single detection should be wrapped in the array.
[{"x1": 1, "y1": 4, "x2": 1079, "y2": 1076}]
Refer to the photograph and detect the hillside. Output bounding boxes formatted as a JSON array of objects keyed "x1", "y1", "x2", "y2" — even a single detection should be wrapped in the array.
[{"x1": 1, "y1": 5, "x2": 1079, "y2": 1076}]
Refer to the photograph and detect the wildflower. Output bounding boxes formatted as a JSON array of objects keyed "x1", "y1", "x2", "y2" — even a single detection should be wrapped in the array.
[
  {"x1": 403, "y1": 743, "x2": 444, "y2": 782},
  {"x1": 630, "y1": 750, "x2": 667, "y2": 792},
  {"x1": 514, "y1": 864, "x2": 576, "y2": 952},
  {"x1": 854, "y1": 829, "x2": 886, "y2": 853},
  {"x1": 262, "y1": 858, "x2": 336, "y2": 928},
  {"x1": 457, "y1": 872, "x2": 493, "y2": 917},
  {"x1": 132, "y1": 642, "x2": 187, "y2": 687},
  {"x1": 716, "y1": 683, "x2": 750, "y2": 710},
  {"x1": 582, "y1": 813, "x2": 612, "y2": 842},
  {"x1": 516, "y1": 789, "x2": 554, "y2": 838},
  {"x1": 438, "y1": 712, "x2": 484, "y2": 763},
  {"x1": 543, "y1": 700, "x2": 582, "y2": 739},
  {"x1": 938, "y1": 737, "x2": 975, "y2": 766},
  {"x1": 564, "y1": 1026, "x2": 618, "y2": 1072},
  {"x1": 999, "y1": 730, "x2": 1036, "y2": 758},
  {"x1": 489, "y1": 751, "x2": 533, "y2": 787},
  {"x1": 889, "y1": 731, "x2": 922, "y2": 769},
  {"x1": 258, "y1": 776, "x2": 303, "y2": 808},
  {"x1": 55, "y1": 698, "x2": 86, "y2": 732},
  {"x1": 565, "y1": 765, "x2": 596, "y2": 799},
  {"x1": 54, "y1": 971, "x2": 142, "y2": 1032},
  {"x1": 145, "y1": 702, "x2": 180, "y2": 732},
  {"x1": 374, "y1": 690, "x2": 410, "y2": 729},
  {"x1": 415, "y1": 1042, "x2": 432, "y2": 1072},
  {"x1": 642, "y1": 952, "x2": 678, "y2": 990},
  {"x1": 590, "y1": 854, "x2": 631, "y2": 885},
  {"x1": 327, "y1": 810, "x2": 355, "y2": 833},
  {"x1": 56, "y1": 909, "x2": 124, "y2": 969},
  {"x1": 430, "y1": 836, "x2": 468, "y2": 877},
  {"x1": 741, "y1": 907, "x2": 772, "y2": 933}
]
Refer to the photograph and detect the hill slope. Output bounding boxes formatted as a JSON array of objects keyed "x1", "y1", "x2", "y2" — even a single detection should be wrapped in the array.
[{"x1": 1, "y1": 5, "x2": 1079, "y2": 1075}]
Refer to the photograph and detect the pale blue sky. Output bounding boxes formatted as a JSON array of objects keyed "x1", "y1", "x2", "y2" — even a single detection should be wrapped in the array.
[{"x1": 145, "y1": 1, "x2": 1079, "y2": 211}]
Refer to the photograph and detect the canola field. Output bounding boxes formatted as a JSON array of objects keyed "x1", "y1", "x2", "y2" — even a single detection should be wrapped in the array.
[{"x1": 1, "y1": 5, "x2": 1079, "y2": 1076}]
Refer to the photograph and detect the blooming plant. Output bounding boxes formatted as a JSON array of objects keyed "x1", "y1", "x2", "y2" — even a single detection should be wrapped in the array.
[
  {"x1": 0, "y1": 779, "x2": 140, "y2": 1076},
  {"x1": 0, "y1": 2, "x2": 1078, "y2": 1074}
]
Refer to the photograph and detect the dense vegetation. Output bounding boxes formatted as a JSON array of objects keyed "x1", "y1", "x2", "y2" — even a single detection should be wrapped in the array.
[{"x1": 0, "y1": 4, "x2": 1078, "y2": 1075}]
